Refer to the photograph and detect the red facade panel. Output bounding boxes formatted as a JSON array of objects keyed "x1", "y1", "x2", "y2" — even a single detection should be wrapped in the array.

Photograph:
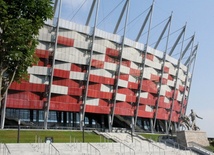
[
  {"x1": 57, "y1": 36, "x2": 74, "y2": 47},
  {"x1": 127, "y1": 82, "x2": 138, "y2": 89},
  {"x1": 99, "y1": 92, "x2": 112, "y2": 99},
  {"x1": 119, "y1": 74, "x2": 129, "y2": 81},
  {"x1": 91, "y1": 59, "x2": 104, "y2": 68},
  {"x1": 86, "y1": 105, "x2": 109, "y2": 114},
  {"x1": 53, "y1": 79, "x2": 79, "y2": 87},
  {"x1": 106, "y1": 48, "x2": 119, "y2": 57},
  {"x1": 150, "y1": 74, "x2": 160, "y2": 82},
  {"x1": 50, "y1": 101, "x2": 80, "y2": 111},
  {"x1": 35, "y1": 49, "x2": 49, "y2": 58},
  {"x1": 129, "y1": 68, "x2": 140, "y2": 77},
  {"x1": 163, "y1": 66, "x2": 169, "y2": 73},
  {"x1": 10, "y1": 82, "x2": 45, "y2": 92},
  {"x1": 118, "y1": 88, "x2": 135, "y2": 96},
  {"x1": 68, "y1": 87, "x2": 83, "y2": 96},
  {"x1": 89, "y1": 75, "x2": 114, "y2": 85},
  {"x1": 70, "y1": 64, "x2": 82, "y2": 72},
  {"x1": 53, "y1": 69, "x2": 70, "y2": 78}
]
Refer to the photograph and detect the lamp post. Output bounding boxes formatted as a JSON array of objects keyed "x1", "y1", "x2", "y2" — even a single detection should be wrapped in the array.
[
  {"x1": 82, "y1": 120, "x2": 85, "y2": 143},
  {"x1": 17, "y1": 119, "x2": 21, "y2": 143}
]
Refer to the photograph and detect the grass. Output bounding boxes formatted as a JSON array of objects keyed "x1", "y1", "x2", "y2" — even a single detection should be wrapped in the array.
[
  {"x1": 0, "y1": 130, "x2": 109, "y2": 143},
  {"x1": 140, "y1": 133, "x2": 162, "y2": 142}
]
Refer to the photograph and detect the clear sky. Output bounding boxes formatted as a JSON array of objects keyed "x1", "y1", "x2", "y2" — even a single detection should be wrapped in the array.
[{"x1": 60, "y1": 0, "x2": 214, "y2": 137}]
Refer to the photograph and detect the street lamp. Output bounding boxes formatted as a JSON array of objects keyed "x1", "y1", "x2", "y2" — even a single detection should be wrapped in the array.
[{"x1": 17, "y1": 119, "x2": 21, "y2": 143}]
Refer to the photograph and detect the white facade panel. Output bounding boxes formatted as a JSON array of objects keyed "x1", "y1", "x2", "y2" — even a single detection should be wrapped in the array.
[
  {"x1": 58, "y1": 30, "x2": 86, "y2": 41},
  {"x1": 69, "y1": 71, "x2": 86, "y2": 80},
  {"x1": 28, "y1": 66, "x2": 50, "y2": 76},
  {"x1": 90, "y1": 69, "x2": 114, "y2": 78},
  {"x1": 124, "y1": 38, "x2": 137, "y2": 47},
  {"x1": 29, "y1": 75, "x2": 49, "y2": 84},
  {"x1": 73, "y1": 40, "x2": 90, "y2": 50},
  {"x1": 95, "y1": 28, "x2": 121, "y2": 43},
  {"x1": 104, "y1": 62, "x2": 117, "y2": 71},
  {"x1": 167, "y1": 80, "x2": 175, "y2": 87},
  {"x1": 140, "y1": 92, "x2": 148, "y2": 98},
  {"x1": 161, "y1": 85, "x2": 171, "y2": 92},
  {"x1": 166, "y1": 55, "x2": 178, "y2": 65},
  {"x1": 94, "y1": 39, "x2": 116, "y2": 49},
  {"x1": 130, "y1": 62, "x2": 139, "y2": 69},
  {"x1": 178, "y1": 69, "x2": 185, "y2": 82},
  {"x1": 145, "y1": 59, "x2": 161, "y2": 70},
  {"x1": 164, "y1": 97, "x2": 170, "y2": 103},
  {"x1": 56, "y1": 47, "x2": 89, "y2": 64},
  {"x1": 152, "y1": 48, "x2": 164, "y2": 58},
  {"x1": 142, "y1": 71, "x2": 151, "y2": 80},
  {"x1": 38, "y1": 27, "x2": 52, "y2": 42},
  {"x1": 128, "y1": 75, "x2": 137, "y2": 82},
  {"x1": 86, "y1": 98, "x2": 99, "y2": 106},
  {"x1": 180, "y1": 63, "x2": 187, "y2": 72},
  {"x1": 100, "y1": 84, "x2": 111, "y2": 92},
  {"x1": 51, "y1": 85, "x2": 68, "y2": 95},
  {"x1": 120, "y1": 65, "x2": 130, "y2": 74},
  {"x1": 93, "y1": 44, "x2": 106, "y2": 54},
  {"x1": 177, "y1": 91, "x2": 183, "y2": 101},
  {"x1": 135, "y1": 42, "x2": 145, "y2": 51},
  {"x1": 59, "y1": 19, "x2": 90, "y2": 34},
  {"x1": 145, "y1": 105, "x2": 153, "y2": 112},
  {"x1": 116, "y1": 93, "x2": 126, "y2": 101},
  {"x1": 118, "y1": 79, "x2": 128, "y2": 88},
  {"x1": 55, "y1": 61, "x2": 71, "y2": 71},
  {"x1": 37, "y1": 42, "x2": 50, "y2": 50},
  {"x1": 93, "y1": 54, "x2": 105, "y2": 62}
]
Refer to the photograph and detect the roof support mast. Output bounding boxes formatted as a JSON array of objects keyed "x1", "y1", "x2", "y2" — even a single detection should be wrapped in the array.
[
  {"x1": 168, "y1": 26, "x2": 186, "y2": 56},
  {"x1": 168, "y1": 24, "x2": 187, "y2": 133},
  {"x1": 134, "y1": 1, "x2": 155, "y2": 132},
  {"x1": 179, "y1": 35, "x2": 195, "y2": 129},
  {"x1": 109, "y1": 0, "x2": 130, "y2": 132},
  {"x1": 135, "y1": 5, "x2": 153, "y2": 42},
  {"x1": 44, "y1": 0, "x2": 62, "y2": 129},
  {"x1": 86, "y1": 0, "x2": 96, "y2": 26},
  {"x1": 183, "y1": 44, "x2": 198, "y2": 115},
  {"x1": 153, "y1": 14, "x2": 172, "y2": 130},
  {"x1": 154, "y1": 15, "x2": 172, "y2": 49},
  {"x1": 80, "y1": 0, "x2": 100, "y2": 130}
]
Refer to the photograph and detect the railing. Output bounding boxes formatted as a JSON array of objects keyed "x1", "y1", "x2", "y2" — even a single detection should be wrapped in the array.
[
  {"x1": 188, "y1": 141, "x2": 214, "y2": 155},
  {"x1": 49, "y1": 143, "x2": 60, "y2": 155},
  {"x1": 137, "y1": 134, "x2": 165, "y2": 155},
  {"x1": 87, "y1": 143, "x2": 101, "y2": 155},
  {"x1": 160, "y1": 138, "x2": 195, "y2": 155},
  {"x1": 111, "y1": 136, "x2": 135, "y2": 155},
  {"x1": 1, "y1": 144, "x2": 11, "y2": 155}
]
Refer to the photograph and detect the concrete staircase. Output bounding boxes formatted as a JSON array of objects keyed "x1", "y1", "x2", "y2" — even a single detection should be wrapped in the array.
[{"x1": 0, "y1": 132, "x2": 199, "y2": 155}]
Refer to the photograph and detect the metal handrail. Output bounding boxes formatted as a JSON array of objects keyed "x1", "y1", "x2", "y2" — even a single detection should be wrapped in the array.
[
  {"x1": 49, "y1": 143, "x2": 60, "y2": 155},
  {"x1": 188, "y1": 141, "x2": 213, "y2": 155},
  {"x1": 87, "y1": 143, "x2": 101, "y2": 155},
  {"x1": 3, "y1": 144, "x2": 11, "y2": 155},
  {"x1": 111, "y1": 136, "x2": 135, "y2": 155}
]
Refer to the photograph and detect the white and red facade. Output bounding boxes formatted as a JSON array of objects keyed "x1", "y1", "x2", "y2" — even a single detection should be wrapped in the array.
[{"x1": 4, "y1": 18, "x2": 191, "y2": 132}]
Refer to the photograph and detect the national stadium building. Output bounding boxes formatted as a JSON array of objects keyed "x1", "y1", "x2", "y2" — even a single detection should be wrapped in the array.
[{"x1": 0, "y1": 0, "x2": 198, "y2": 133}]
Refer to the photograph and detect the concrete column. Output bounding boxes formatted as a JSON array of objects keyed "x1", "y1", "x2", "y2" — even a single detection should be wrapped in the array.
[
  {"x1": 30, "y1": 110, "x2": 34, "y2": 122},
  {"x1": 150, "y1": 119, "x2": 154, "y2": 133},
  {"x1": 108, "y1": 114, "x2": 112, "y2": 132}
]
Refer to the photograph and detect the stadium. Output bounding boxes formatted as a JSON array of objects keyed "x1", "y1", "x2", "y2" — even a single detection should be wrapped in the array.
[{"x1": 0, "y1": 0, "x2": 198, "y2": 134}]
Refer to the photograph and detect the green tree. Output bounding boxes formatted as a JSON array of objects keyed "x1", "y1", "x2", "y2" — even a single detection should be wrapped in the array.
[{"x1": 0, "y1": 0, "x2": 54, "y2": 127}]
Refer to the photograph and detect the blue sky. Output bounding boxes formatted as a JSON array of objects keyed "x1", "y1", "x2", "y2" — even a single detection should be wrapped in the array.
[{"x1": 60, "y1": 0, "x2": 214, "y2": 137}]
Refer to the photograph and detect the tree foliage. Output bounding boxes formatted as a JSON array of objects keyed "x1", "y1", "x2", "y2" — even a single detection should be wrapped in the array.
[{"x1": 0, "y1": 0, "x2": 53, "y2": 101}]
